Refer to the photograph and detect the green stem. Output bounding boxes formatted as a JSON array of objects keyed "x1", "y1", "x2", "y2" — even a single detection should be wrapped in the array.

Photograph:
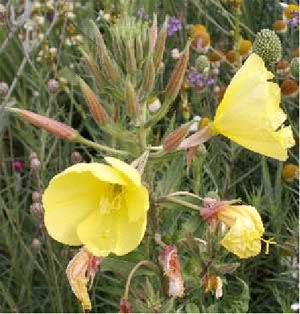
[
  {"x1": 76, "y1": 135, "x2": 132, "y2": 157},
  {"x1": 158, "y1": 196, "x2": 200, "y2": 211}
]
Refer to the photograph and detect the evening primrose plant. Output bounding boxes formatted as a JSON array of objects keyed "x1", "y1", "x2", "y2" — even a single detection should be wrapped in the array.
[{"x1": 6, "y1": 7, "x2": 297, "y2": 313}]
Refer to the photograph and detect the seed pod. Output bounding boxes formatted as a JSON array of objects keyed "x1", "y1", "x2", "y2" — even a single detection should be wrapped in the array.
[
  {"x1": 79, "y1": 78, "x2": 108, "y2": 124},
  {"x1": 153, "y1": 17, "x2": 168, "y2": 71},
  {"x1": 135, "y1": 35, "x2": 144, "y2": 66},
  {"x1": 8, "y1": 108, "x2": 78, "y2": 141},
  {"x1": 163, "y1": 123, "x2": 191, "y2": 152},
  {"x1": 141, "y1": 57, "x2": 155, "y2": 95},
  {"x1": 165, "y1": 42, "x2": 190, "y2": 102},
  {"x1": 125, "y1": 80, "x2": 139, "y2": 117}
]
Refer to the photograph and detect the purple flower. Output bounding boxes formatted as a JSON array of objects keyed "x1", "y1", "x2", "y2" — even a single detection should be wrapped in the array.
[
  {"x1": 168, "y1": 17, "x2": 182, "y2": 36},
  {"x1": 187, "y1": 69, "x2": 215, "y2": 88},
  {"x1": 12, "y1": 160, "x2": 25, "y2": 173},
  {"x1": 288, "y1": 11, "x2": 299, "y2": 27},
  {"x1": 137, "y1": 7, "x2": 149, "y2": 20}
]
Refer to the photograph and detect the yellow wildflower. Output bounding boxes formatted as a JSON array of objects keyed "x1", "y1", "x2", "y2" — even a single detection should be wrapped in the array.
[
  {"x1": 43, "y1": 157, "x2": 149, "y2": 256},
  {"x1": 212, "y1": 53, "x2": 295, "y2": 161},
  {"x1": 217, "y1": 205, "x2": 264, "y2": 259},
  {"x1": 190, "y1": 24, "x2": 207, "y2": 38},
  {"x1": 283, "y1": 4, "x2": 299, "y2": 20}
]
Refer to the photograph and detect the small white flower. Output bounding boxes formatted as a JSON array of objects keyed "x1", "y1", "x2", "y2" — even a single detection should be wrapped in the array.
[
  {"x1": 291, "y1": 303, "x2": 299, "y2": 311},
  {"x1": 171, "y1": 48, "x2": 181, "y2": 60},
  {"x1": 189, "y1": 115, "x2": 201, "y2": 133}
]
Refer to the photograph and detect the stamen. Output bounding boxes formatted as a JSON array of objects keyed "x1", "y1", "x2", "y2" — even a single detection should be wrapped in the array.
[{"x1": 261, "y1": 237, "x2": 277, "y2": 254}]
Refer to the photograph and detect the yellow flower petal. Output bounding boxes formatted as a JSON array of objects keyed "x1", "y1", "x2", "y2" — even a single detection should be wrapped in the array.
[
  {"x1": 77, "y1": 208, "x2": 147, "y2": 256},
  {"x1": 220, "y1": 216, "x2": 262, "y2": 258},
  {"x1": 218, "y1": 205, "x2": 264, "y2": 259},
  {"x1": 125, "y1": 185, "x2": 149, "y2": 222},
  {"x1": 105, "y1": 156, "x2": 141, "y2": 186},
  {"x1": 213, "y1": 53, "x2": 295, "y2": 161},
  {"x1": 43, "y1": 168, "x2": 105, "y2": 245}
]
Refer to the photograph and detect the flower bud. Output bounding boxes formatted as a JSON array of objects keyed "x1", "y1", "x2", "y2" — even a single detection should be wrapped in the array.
[
  {"x1": 8, "y1": 108, "x2": 79, "y2": 141},
  {"x1": 79, "y1": 78, "x2": 108, "y2": 124},
  {"x1": 159, "y1": 245, "x2": 184, "y2": 298},
  {"x1": 273, "y1": 20, "x2": 288, "y2": 34},
  {"x1": 32, "y1": 191, "x2": 42, "y2": 203},
  {"x1": 290, "y1": 57, "x2": 299, "y2": 79},
  {"x1": 147, "y1": 96, "x2": 161, "y2": 113},
  {"x1": 119, "y1": 298, "x2": 133, "y2": 313},
  {"x1": 71, "y1": 151, "x2": 83, "y2": 164},
  {"x1": 30, "y1": 157, "x2": 41, "y2": 172},
  {"x1": 125, "y1": 43, "x2": 137, "y2": 77},
  {"x1": 30, "y1": 202, "x2": 44, "y2": 221},
  {"x1": 125, "y1": 80, "x2": 139, "y2": 117},
  {"x1": 154, "y1": 18, "x2": 168, "y2": 71},
  {"x1": 165, "y1": 43, "x2": 190, "y2": 102},
  {"x1": 195, "y1": 55, "x2": 210, "y2": 73},
  {"x1": 141, "y1": 57, "x2": 155, "y2": 95},
  {"x1": 0, "y1": 4, "x2": 7, "y2": 24},
  {"x1": 253, "y1": 29, "x2": 282, "y2": 65},
  {"x1": 163, "y1": 123, "x2": 191, "y2": 152},
  {"x1": 47, "y1": 79, "x2": 59, "y2": 94},
  {"x1": 0, "y1": 81, "x2": 8, "y2": 96},
  {"x1": 149, "y1": 15, "x2": 158, "y2": 53},
  {"x1": 12, "y1": 160, "x2": 25, "y2": 173},
  {"x1": 31, "y1": 238, "x2": 42, "y2": 251}
]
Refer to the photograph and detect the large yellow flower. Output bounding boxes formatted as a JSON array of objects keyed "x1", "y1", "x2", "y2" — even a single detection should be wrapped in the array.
[
  {"x1": 217, "y1": 205, "x2": 264, "y2": 259},
  {"x1": 212, "y1": 53, "x2": 295, "y2": 161},
  {"x1": 43, "y1": 157, "x2": 149, "y2": 257}
]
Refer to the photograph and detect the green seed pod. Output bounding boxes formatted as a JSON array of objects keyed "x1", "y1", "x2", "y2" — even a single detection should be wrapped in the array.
[
  {"x1": 290, "y1": 57, "x2": 299, "y2": 79},
  {"x1": 153, "y1": 17, "x2": 168, "y2": 71},
  {"x1": 195, "y1": 55, "x2": 210, "y2": 73},
  {"x1": 253, "y1": 29, "x2": 282, "y2": 65}
]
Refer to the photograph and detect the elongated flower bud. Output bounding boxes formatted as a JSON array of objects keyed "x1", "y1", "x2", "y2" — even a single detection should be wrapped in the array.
[
  {"x1": 153, "y1": 18, "x2": 168, "y2": 71},
  {"x1": 125, "y1": 80, "x2": 139, "y2": 117},
  {"x1": 165, "y1": 42, "x2": 190, "y2": 102},
  {"x1": 8, "y1": 108, "x2": 78, "y2": 140},
  {"x1": 80, "y1": 48, "x2": 107, "y2": 90},
  {"x1": 92, "y1": 22, "x2": 121, "y2": 83},
  {"x1": 119, "y1": 298, "x2": 133, "y2": 313},
  {"x1": 126, "y1": 43, "x2": 137, "y2": 78},
  {"x1": 149, "y1": 15, "x2": 158, "y2": 53},
  {"x1": 79, "y1": 78, "x2": 108, "y2": 124},
  {"x1": 141, "y1": 57, "x2": 155, "y2": 95},
  {"x1": 163, "y1": 123, "x2": 191, "y2": 152}
]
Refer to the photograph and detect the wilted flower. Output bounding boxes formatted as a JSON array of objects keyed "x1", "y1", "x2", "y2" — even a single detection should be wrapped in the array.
[
  {"x1": 167, "y1": 17, "x2": 182, "y2": 36},
  {"x1": 47, "y1": 79, "x2": 60, "y2": 94},
  {"x1": 190, "y1": 24, "x2": 207, "y2": 38},
  {"x1": 203, "y1": 275, "x2": 223, "y2": 299},
  {"x1": 200, "y1": 198, "x2": 265, "y2": 258},
  {"x1": 276, "y1": 59, "x2": 290, "y2": 77},
  {"x1": 280, "y1": 79, "x2": 299, "y2": 98},
  {"x1": 66, "y1": 247, "x2": 103, "y2": 311},
  {"x1": 159, "y1": 245, "x2": 184, "y2": 298},
  {"x1": 43, "y1": 157, "x2": 149, "y2": 257},
  {"x1": 191, "y1": 32, "x2": 211, "y2": 53},
  {"x1": 239, "y1": 39, "x2": 252, "y2": 58}
]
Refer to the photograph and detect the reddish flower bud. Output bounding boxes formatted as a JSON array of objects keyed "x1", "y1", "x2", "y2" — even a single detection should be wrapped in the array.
[
  {"x1": 163, "y1": 123, "x2": 191, "y2": 152},
  {"x1": 9, "y1": 108, "x2": 78, "y2": 141},
  {"x1": 119, "y1": 298, "x2": 133, "y2": 314},
  {"x1": 79, "y1": 78, "x2": 109, "y2": 125}
]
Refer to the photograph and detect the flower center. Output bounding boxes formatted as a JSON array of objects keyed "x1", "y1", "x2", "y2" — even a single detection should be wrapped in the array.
[{"x1": 98, "y1": 184, "x2": 124, "y2": 214}]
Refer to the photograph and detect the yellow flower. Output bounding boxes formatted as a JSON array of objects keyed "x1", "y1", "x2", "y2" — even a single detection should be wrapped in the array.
[
  {"x1": 43, "y1": 157, "x2": 149, "y2": 257},
  {"x1": 217, "y1": 205, "x2": 264, "y2": 259},
  {"x1": 212, "y1": 53, "x2": 295, "y2": 161}
]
